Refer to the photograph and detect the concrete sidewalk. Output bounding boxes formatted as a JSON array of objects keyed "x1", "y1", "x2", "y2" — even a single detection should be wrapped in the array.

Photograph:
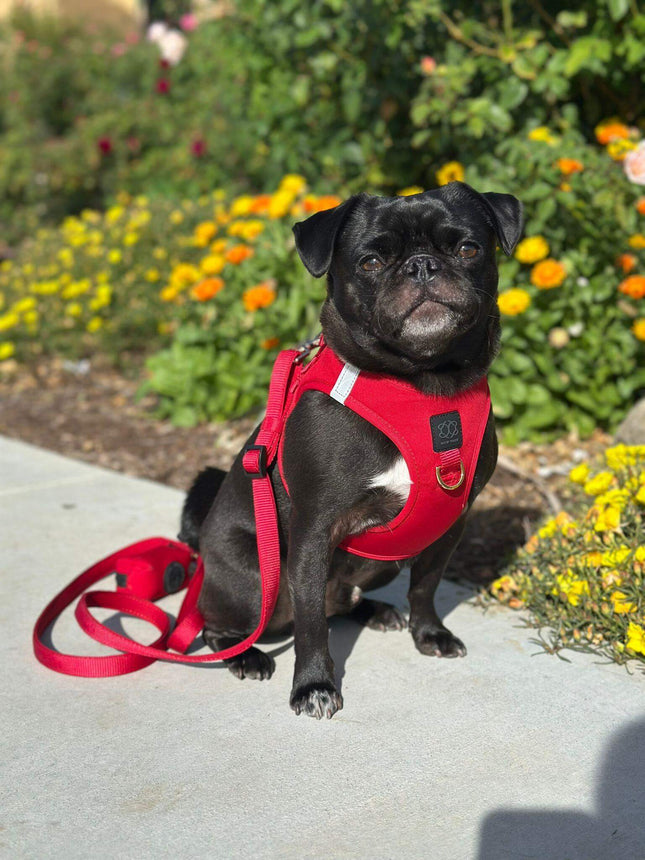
[{"x1": 2, "y1": 434, "x2": 644, "y2": 860}]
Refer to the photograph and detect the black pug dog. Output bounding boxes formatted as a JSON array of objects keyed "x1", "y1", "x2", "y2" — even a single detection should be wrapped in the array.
[{"x1": 180, "y1": 181, "x2": 523, "y2": 719}]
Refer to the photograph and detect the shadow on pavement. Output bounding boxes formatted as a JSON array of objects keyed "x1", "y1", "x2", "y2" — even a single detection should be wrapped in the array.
[{"x1": 477, "y1": 716, "x2": 645, "y2": 860}]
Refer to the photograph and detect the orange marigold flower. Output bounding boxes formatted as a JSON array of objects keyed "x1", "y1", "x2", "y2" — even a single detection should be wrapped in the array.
[
  {"x1": 531, "y1": 258, "x2": 567, "y2": 289},
  {"x1": 619, "y1": 275, "x2": 645, "y2": 300},
  {"x1": 243, "y1": 280, "x2": 276, "y2": 312},
  {"x1": 303, "y1": 195, "x2": 343, "y2": 214},
  {"x1": 249, "y1": 194, "x2": 272, "y2": 215},
  {"x1": 636, "y1": 198, "x2": 645, "y2": 216},
  {"x1": 191, "y1": 277, "x2": 224, "y2": 301},
  {"x1": 595, "y1": 121, "x2": 630, "y2": 145},
  {"x1": 261, "y1": 336, "x2": 280, "y2": 350},
  {"x1": 556, "y1": 158, "x2": 584, "y2": 176},
  {"x1": 225, "y1": 244, "x2": 254, "y2": 265},
  {"x1": 616, "y1": 253, "x2": 637, "y2": 274}
]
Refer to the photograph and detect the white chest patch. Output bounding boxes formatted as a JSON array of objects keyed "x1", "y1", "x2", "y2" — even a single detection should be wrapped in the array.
[{"x1": 368, "y1": 456, "x2": 411, "y2": 503}]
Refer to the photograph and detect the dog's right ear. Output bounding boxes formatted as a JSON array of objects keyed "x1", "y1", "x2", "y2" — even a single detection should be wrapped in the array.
[{"x1": 293, "y1": 194, "x2": 366, "y2": 277}]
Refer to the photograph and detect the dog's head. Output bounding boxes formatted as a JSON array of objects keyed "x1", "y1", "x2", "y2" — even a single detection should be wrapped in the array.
[{"x1": 293, "y1": 182, "x2": 523, "y2": 392}]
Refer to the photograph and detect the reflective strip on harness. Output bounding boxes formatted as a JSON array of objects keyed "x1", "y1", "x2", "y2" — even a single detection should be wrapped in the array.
[{"x1": 329, "y1": 362, "x2": 360, "y2": 404}]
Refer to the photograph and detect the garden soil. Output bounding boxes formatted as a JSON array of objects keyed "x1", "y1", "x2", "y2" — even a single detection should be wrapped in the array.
[{"x1": 0, "y1": 357, "x2": 612, "y2": 586}]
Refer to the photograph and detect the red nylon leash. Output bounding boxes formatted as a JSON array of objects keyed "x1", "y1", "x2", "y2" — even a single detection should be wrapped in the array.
[{"x1": 32, "y1": 347, "x2": 304, "y2": 677}]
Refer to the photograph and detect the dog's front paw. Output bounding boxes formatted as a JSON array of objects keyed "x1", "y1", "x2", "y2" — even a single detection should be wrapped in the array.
[
  {"x1": 412, "y1": 627, "x2": 467, "y2": 658},
  {"x1": 290, "y1": 683, "x2": 343, "y2": 720}
]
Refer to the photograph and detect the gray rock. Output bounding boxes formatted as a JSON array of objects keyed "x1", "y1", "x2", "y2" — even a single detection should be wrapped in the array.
[{"x1": 615, "y1": 397, "x2": 645, "y2": 445}]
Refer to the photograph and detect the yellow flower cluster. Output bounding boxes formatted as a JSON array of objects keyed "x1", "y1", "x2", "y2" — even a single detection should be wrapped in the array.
[
  {"x1": 490, "y1": 445, "x2": 645, "y2": 663},
  {"x1": 0, "y1": 176, "x2": 343, "y2": 363}
]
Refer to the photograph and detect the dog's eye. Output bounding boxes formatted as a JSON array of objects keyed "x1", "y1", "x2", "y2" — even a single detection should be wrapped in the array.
[
  {"x1": 360, "y1": 256, "x2": 384, "y2": 272},
  {"x1": 458, "y1": 243, "x2": 479, "y2": 259}
]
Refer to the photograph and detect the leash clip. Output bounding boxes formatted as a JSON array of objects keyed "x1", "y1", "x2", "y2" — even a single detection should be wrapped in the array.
[{"x1": 294, "y1": 334, "x2": 321, "y2": 364}]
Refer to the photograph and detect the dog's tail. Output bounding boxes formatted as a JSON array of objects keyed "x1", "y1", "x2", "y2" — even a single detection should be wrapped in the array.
[{"x1": 178, "y1": 466, "x2": 228, "y2": 552}]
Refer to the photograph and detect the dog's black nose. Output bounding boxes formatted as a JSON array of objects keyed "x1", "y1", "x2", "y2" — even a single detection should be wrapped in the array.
[{"x1": 403, "y1": 254, "x2": 440, "y2": 282}]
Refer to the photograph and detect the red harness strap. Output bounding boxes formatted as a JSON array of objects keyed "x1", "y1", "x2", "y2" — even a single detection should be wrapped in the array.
[{"x1": 32, "y1": 347, "x2": 303, "y2": 677}]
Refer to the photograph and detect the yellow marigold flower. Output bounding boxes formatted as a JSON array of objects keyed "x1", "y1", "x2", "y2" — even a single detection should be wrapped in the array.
[
  {"x1": 625, "y1": 622, "x2": 645, "y2": 655},
  {"x1": 584, "y1": 471, "x2": 614, "y2": 496},
  {"x1": 191, "y1": 278, "x2": 224, "y2": 301},
  {"x1": 171, "y1": 263, "x2": 200, "y2": 288},
  {"x1": 556, "y1": 158, "x2": 584, "y2": 176},
  {"x1": 607, "y1": 139, "x2": 637, "y2": 161},
  {"x1": 636, "y1": 547, "x2": 645, "y2": 562},
  {"x1": 108, "y1": 249, "x2": 122, "y2": 264},
  {"x1": 228, "y1": 220, "x2": 265, "y2": 242},
  {"x1": 200, "y1": 255, "x2": 225, "y2": 276},
  {"x1": 569, "y1": 462, "x2": 590, "y2": 484},
  {"x1": 226, "y1": 245, "x2": 254, "y2": 265},
  {"x1": 397, "y1": 186, "x2": 424, "y2": 196},
  {"x1": 531, "y1": 259, "x2": 566, "y2": 289},
  {"x1": 515, "y1": 236, "x2": 549, "y2": 264},
  {"x1": 261, "y1": 337, "x2": 280, "y2": 350},
  {"x1": 0, "y1": 260, "x2": 13, "y2": 272},
  {"x1": 628, "y1": 234, "x2": 645, "y2": 249},
  {"x1": 436, "y1": 161, "x2": 465, "y2": 186},
  {"x1": 144, "y1": 269, "x2": 160, "y2": 283},
  {"x1": 169, "y1": 210, "x2": 184, "y2": 225},
  {"x1": 123, "y1": 232, "x2": 139, "y2": 246},
  {"x1": 105, "y1": 205, "x2": 124, "y2": 224},
  {"x1": 194, "y1": 221, "x2": 218, "y2": 247},
  {"x1": 230, "y1": 196, "x2": 255, "y2": 217},
  {"x1": 24, "y1": 310, "x2": 38, "y2": 326},
  {"x1": 0, "y1": 312, "x2": 20, "y2": 332},
  {"x1": 160, "y1": 285, "x2": 180, "y2": 302},
  {"x1": 12, "y1": 297, "x2": 36, "y2": 313},
  {"x1": 632, "y1": 319, "x2": 645, "y2": 341},
  {"x1": 619, "y1": 275, "x2": 645, "y2": 300},
  {"x1": 211, "y1": 239, "x2": 228, "y2": 254},
  {"x1": 268, "y1": 190, "x2": 295, "y2": 219},
  {"x1": 0, "y1": 342, "x2": 15, "y2": 361},
  {"x1": 636, "y1": 485, "x2": 645, "y2": 505},
  {"x1": 65, "y1": 302, "x2": 83, "y2": 318},
  {"x1": 528, "y1": 126, "x2": 557, "y2": 144},
  {"x1": 243, "y1": 280, "x2": 277, "y2": 311},
  {"x1": 57, "y1": 248, "x2": 74, "y2": 266},
  {"x1": 280, "y1": 174, "x2": 307, "y2": 195},
  {"x1": 497, "y1": 288, "x2": 531, "y2": 316},
  {"x1": 86, "y1": 317, "x2": 103, "y2": 333},
  {"x1": 153, "y1": 247, "x2": 168, "y2": 260}
]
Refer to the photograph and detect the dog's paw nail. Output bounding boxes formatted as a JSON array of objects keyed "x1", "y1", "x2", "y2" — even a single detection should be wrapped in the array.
[
  {"x1": 413, "y1": 629, "x2": 467, "y2": 659},
  {"x1": 290, "y1": 684, "x2": 343, "y2": 720}
]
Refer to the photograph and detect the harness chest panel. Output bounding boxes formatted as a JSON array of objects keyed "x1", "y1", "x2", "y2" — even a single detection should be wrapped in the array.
[{"x1": 278, "y1": 344, "x2": 491, "y2": 561}]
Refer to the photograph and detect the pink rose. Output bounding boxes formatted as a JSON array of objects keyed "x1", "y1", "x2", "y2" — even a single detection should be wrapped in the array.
[{"x1": 624, "y1": 141, "x2": 645, "y2": 186}]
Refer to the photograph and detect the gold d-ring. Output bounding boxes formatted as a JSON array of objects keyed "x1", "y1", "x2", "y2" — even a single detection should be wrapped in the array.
[{"x1": 436, "y1": 460, "x2": 465, "y2": 491}]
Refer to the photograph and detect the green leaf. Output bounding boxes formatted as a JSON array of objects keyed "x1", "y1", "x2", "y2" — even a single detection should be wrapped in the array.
[{"x1": 607, "y1": 0, "x2": 629, "y2": 21}]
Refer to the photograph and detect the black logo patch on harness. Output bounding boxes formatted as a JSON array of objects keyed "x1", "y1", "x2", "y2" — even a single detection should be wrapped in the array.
[{"x1": 430, "y1": 411, "x2": 463, "y2": 452}]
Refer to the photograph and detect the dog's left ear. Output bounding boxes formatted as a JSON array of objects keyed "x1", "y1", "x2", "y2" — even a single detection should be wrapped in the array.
[
  {"x1": 293, "y1": 194, "x2": 367, "y2": 277},
  {"x1": 479, "y1": 191, "x2": 524, "y2": 256}
]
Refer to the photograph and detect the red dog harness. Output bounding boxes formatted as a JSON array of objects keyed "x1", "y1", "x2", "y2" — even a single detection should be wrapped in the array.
[
  {"x1": 279, "y1": 341, "x2": 490, "y2": 561},
  {"x1": 33, "y1": 340, "x2": 490, "y2": 677}
]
